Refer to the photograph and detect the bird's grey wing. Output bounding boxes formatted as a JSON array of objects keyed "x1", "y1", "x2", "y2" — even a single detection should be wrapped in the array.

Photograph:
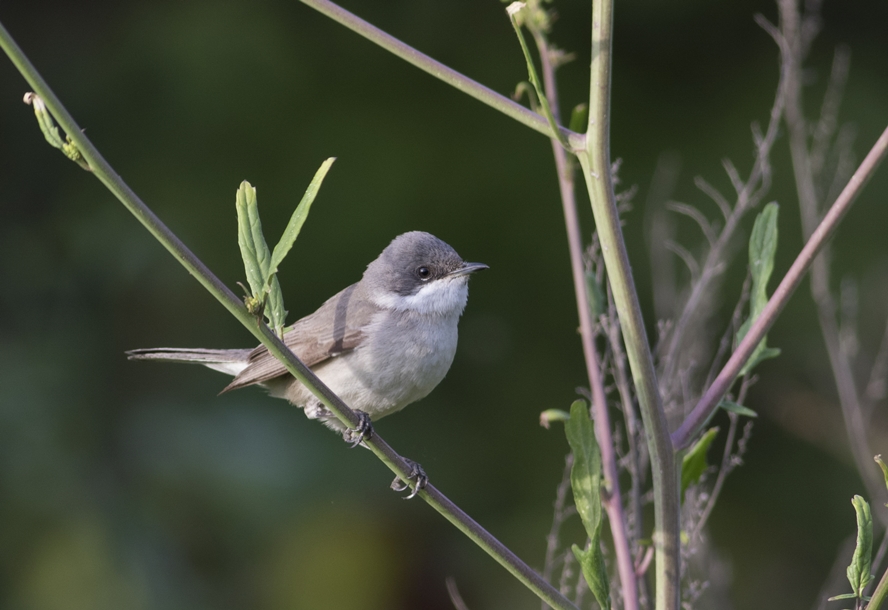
[{"x1": 221, "y1": 283, "x2": 379, "y2": 392}]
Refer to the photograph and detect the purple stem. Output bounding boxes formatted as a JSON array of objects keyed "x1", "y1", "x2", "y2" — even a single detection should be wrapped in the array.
[{"x1": 672, "y1": 124, "x2": 888, "y2": 449}]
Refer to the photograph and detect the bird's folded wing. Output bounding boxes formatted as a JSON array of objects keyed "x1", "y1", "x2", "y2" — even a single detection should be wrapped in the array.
[{"x1": 222, "y1": 283, "x2": 378, "y2": 392}]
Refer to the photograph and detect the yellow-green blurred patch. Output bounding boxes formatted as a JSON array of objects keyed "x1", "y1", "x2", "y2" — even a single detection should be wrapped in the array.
[
  {"x1": 16, "y1": 516, "x2": 147, "y2": 610},
  {"x1": 259, "y1": 504, "x2": 404, "y2": 610}
]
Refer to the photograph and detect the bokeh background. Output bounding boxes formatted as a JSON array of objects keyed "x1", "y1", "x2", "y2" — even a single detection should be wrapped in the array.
[{"x1": 2, "y1": 0, "x2": 888, "y2": 608}]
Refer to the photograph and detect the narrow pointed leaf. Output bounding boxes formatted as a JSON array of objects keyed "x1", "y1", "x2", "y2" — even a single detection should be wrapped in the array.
[
  {"x1": 565, "y1": 399, "x2": 610, "y2": 610},
  {"x1": 847, "y1": 495, "x2": 874, "y2": 598},
  {"x1": 748, "y1": 202, "x2": 779, "y2": 299},
  {"x1": 572, "y1": 544, "x2": 610, "y2": 610},
  {"x1": 718, "y1": 400, "x2": 758, "y2": 418},
  {"x1": 680, "y1": 427, "x2": 719, "y2": 500},
  {"x1": 268, "y1": 157, "x2": 336, "y2": 275},
  {"x1": 828, "y1": 593, "x2": 857, "y2": 601},
  {"x1": 875, "y1": 455, "x2": 888, "y2": 495},
  {"x1": 737, "y1": 203, "x2": 780, "y2": 376},
  {"x1": 265, "y1": 274, "x2": 287, "y2": 338},
  {"x1": 235, "y1": 181, "x2": 271, "y2": 298},
  {"x1": 585, "y1": 268, "x2": 606, "y2": 318}
]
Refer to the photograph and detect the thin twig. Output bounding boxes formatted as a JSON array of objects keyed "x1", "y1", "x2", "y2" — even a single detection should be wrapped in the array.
[
  {"x1": 604, "y1": 292, "x2": 647, "y2": 547},
  {"x1": 810, "y1": 47, "x2": 851, "y2": 179},
  {"x1": 660, "y1": 15, "x2": 790, "y2": 394},
  {"x1": 645, "y1": 153, "x2": 682, "y2": 323},
  {"x1": 663, "y1": 241, "x2": 701, "y2": 283},
  {"x1": 542, "y1": 453, "x2": 578, "y2": 607},
  {"x1": 559, "y1": 549, "x2": 577, "y2": 600},
  {"x1": 666, "y1": 201, "x2": 718, "y2": 248},
  {"x1": 298, "y1": 0, "x2": 582, "y2": 148},
  {"x1": 0, "y1": 20, "x2": 579, "y2": 610},
  {"x1": 691, "y1": 377, "x2": 754, "y2": 540},
  {"x1": 446, "y1": 577, "x2": 472, "y2": 610},
  {"x1": 581, "y1": 0, "x2": 679, "y2": 607},
  {"x1": 865, "y1": 320, "x2": 888, "y2": 407},
  {"x1": 778, "y1": 0, "x2": 888, "y2": 522},
  {"x1": 529, "y1": 18, "x2": 639, "y2": 610},
  {"x1": 703, "y1": 275, "x2": 752, "y2": 392},
  {"x1": 694, "y1": 176, "x2": 732, "y2": 222},
  {"x1": 604, "y1": 285, "x2": 653, "y2": 609},
  {"x1": 672, "y1": 123, "x2": 888, "y2": 450}
]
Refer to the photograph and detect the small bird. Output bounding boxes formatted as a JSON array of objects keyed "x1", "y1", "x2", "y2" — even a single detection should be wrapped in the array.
[{"x1": 128, "y1": 231, "x2": 487, "y2": 441}]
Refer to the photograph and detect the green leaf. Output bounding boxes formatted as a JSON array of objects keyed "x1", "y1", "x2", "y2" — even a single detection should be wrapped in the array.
[
  {"x1": 741, "y1": 345, "x2": 781, "y2": 375},
  {"x1": 828, "y1": 593, "x2": 858, "y2": 601},
  {"x1": 876, "y1": 455, "x2": 888, "y2": 496},
  {"x1": 585, "y1": 268, "x2": 606, "y2": 318},
  {"x1": 268, "y1": 158, "x2": 336, "y2": 277},
  {"x1": 564, "y1": 400, "x2": 610, "y2": 610},
  {"x1": 572, "y1": 544, "x2": 610, "y2": 610},
  {"x1": 264, "y1": 275, "x2": 287, "y2": 338},
  {"x1": 569, "y1": 104, "x2": 588, "y2": 134},
  {"x1": 680, "y1": 427, "x2": 719, "y2": 500},
  {"x1": 256, "y1": 158, "x2": 335, "y2": 336},
  {"x1": 235, "y1": 182, "x2": 288, "y2": 335},
  {"x1": 748, "y1": 203, "x2": 779, "y2": 297},
  {"x1": 736, "y1": 203, "x2": 780, "y2": 376},
  {"x1": 235, "y1": 181, "x2": 272, "y2": 299},
  {"x1": 718, "y1": 400, "x2": 758, "y2": 418},
  {"x1": 847, "y1": 495, "x2": 874, "y2": 598}
]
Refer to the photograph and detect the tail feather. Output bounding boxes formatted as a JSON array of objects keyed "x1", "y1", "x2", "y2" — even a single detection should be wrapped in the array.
[{"x1": 126, "y1": 347, "x2": 252, "y2": 376}]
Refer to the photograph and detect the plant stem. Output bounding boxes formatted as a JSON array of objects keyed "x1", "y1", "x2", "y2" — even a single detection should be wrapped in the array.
[
  {"x1": 580, "y1": 0, "x2": 679, "y2": 608},
  {"x1": 298, "y1": 0, "x2": 582, "y2": 148},
  {"x1": 672, "y1": 123, "x2": 888, "y2": 450},
  {"x1": 541, "y1": 454, "x2": 576, "y2": 596},
  {"x1": 869, "y1": 564, "x2": 888, "y2": 610},
  {"x1": 295, "y1": 0, "x2": 677, "y2": 603},
  {"x1": 530, "y1": 24, "x2": 639, "y2": 610},
  {"x1": 778, "y1": 0, "x2": 888, "y2": 524},
  {"x1": 0, "y1": 19, "x2": 579, "y2": 610},
  {"x1": 659, "y1": 51, "x2": 788, "y2": 391}
]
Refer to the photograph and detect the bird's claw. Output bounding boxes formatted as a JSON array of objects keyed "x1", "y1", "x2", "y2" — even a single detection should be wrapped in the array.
[
  {"x1": 343, "y1": 410, "x2": 373, "y2": 448},
  {"x1": 391, "y1": 459, "x2": 428, "y2": 500}
]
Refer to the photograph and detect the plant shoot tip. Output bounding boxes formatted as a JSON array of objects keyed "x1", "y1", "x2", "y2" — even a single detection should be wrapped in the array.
[{"x1": 506, "y1": 2, "x2": 525, "y2": 17}]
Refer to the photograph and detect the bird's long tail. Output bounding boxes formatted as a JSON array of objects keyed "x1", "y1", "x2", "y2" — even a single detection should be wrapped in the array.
[{"x1": 126, "y1": 347, "x2": 252, "y2": 376}]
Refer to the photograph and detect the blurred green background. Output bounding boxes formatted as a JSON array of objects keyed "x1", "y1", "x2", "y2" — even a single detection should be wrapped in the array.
[{"x1": 2, "y1": 0, "x2": 888, "y2": 608}]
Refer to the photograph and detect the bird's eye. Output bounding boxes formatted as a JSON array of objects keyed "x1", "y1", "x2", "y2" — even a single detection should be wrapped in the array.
[{"x1": 417, "y1": 266, "x2": 431, "y2": 280}]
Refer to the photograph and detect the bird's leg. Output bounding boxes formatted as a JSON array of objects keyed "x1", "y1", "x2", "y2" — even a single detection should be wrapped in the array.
[
  {"x1": 342, "y1": 410, "x2": 373, "y2": 448},
  {"x1": 390, "y1": 458, "x2": 428, "y2": 499}
]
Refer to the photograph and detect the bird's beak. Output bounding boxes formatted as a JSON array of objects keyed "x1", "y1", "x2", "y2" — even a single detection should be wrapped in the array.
[{"x1": 448, "y1": 262, "x2": 489, "y2": 278}]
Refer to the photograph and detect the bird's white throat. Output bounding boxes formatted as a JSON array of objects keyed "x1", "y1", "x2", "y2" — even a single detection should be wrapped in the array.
[{"x1": 372, "y1": 277, "x2": 469, "y2": 316}]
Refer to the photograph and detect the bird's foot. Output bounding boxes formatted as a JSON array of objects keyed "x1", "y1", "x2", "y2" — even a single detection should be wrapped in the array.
[
  {"x1": 391, "y1": 459, "x2": 428, "y2": 500},
  {"x1": 342, "y1": 410, "x2": 373, "y2": 448}
]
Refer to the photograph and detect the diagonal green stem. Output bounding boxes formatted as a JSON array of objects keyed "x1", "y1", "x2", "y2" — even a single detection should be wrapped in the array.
[
  {"x1": 298, "y1": 0, "x2": 582, "y2": 149},
  {"x1": 0, "y1": 19, "x2": 579, "y2": 610},
  {"x1": 579, "y1": 0, "x2": 680, "y2": 608}
]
